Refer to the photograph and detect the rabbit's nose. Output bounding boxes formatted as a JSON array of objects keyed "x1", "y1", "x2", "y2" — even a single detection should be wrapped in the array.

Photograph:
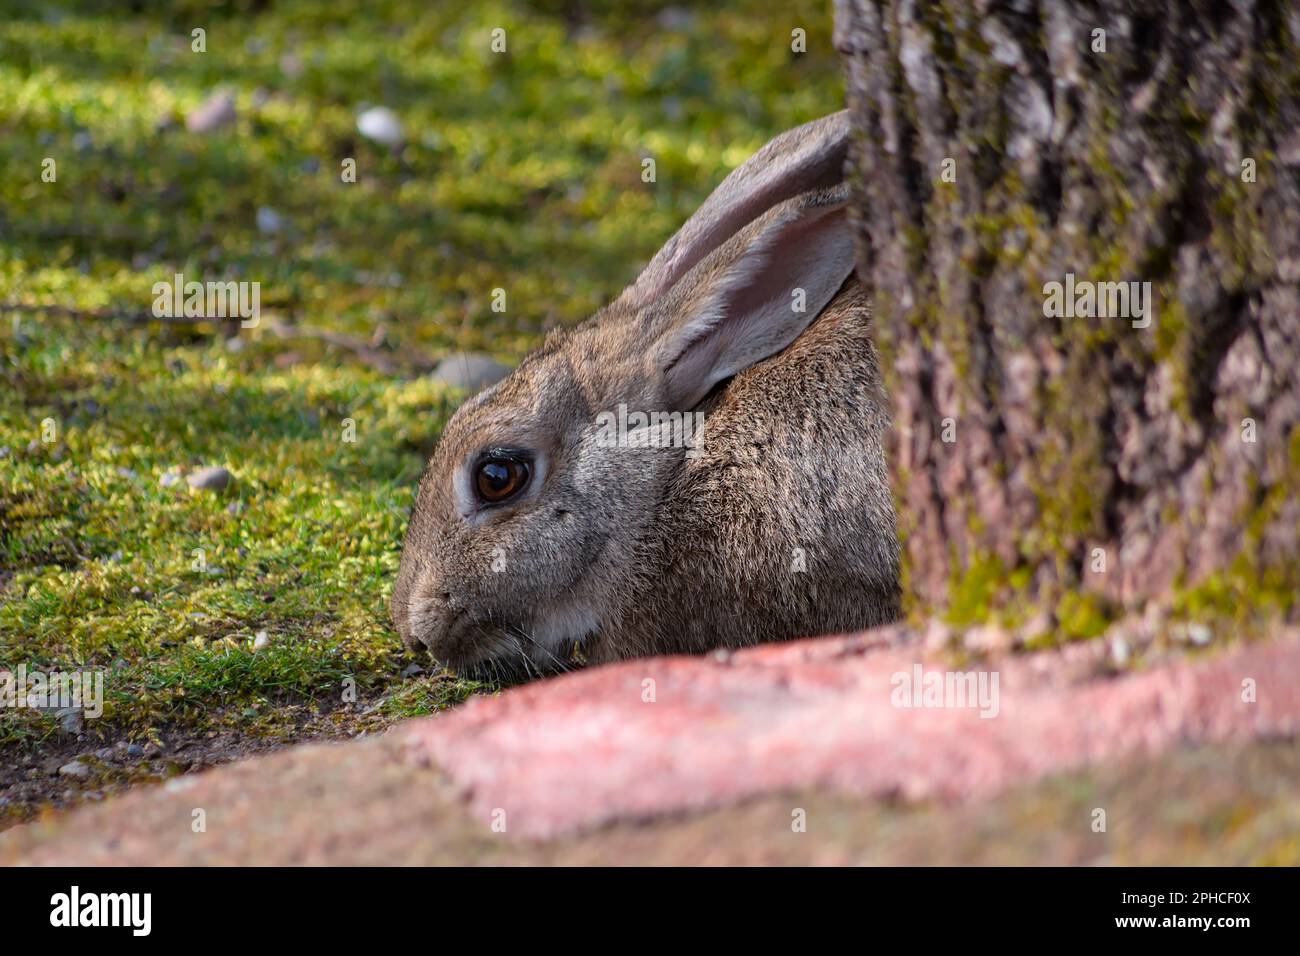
[{"x1": 403, "y1": 574, "x2": 469, "y2": 655}]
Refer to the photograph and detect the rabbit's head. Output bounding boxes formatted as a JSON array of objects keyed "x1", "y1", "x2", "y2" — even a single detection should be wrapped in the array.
[{"x1": 393, "y1": 111, "x2": 857, "y2": 677}]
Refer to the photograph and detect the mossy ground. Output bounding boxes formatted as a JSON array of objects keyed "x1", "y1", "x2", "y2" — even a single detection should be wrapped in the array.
[{"x1": 0, "y1": 0, "x2": 843, "y2": 819}]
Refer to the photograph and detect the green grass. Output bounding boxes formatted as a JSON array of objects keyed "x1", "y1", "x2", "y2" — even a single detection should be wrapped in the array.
[{"x1": 0, "y1": 0, "x2": 844, "y2": 749}]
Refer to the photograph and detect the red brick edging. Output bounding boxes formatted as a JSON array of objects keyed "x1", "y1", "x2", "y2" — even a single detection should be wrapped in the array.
[{"x1": 403, "y1": 630, "x2": 1300, "y2": 838}]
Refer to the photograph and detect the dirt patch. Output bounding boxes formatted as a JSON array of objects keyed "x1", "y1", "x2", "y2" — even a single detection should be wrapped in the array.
[{"x1": 0, "y1": 692, "x2": 403, "y2": 831}]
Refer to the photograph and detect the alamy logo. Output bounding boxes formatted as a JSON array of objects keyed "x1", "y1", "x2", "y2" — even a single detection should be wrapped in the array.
[
  {"x1": 0, "y1": 665, "x2": 103, "y2": 718},
  {"x1": 152, "y1": 272, "x2": 260, "y2": 327},
  {"x1": 890, "y1": 664, "x2": 1000, "y2": 718},
  {"x1": 1042, "y1": 272, "x2": 1153, "y2": 328},
  {"x1": 594, "y1": 403, "x2": 705, "y2": 458},
  {"x1": 50, "y1": 886, "x2": 151, "y2": 936}
]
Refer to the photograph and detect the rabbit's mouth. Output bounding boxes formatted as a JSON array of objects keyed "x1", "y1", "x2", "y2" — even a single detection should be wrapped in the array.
[
  {"x1": 416, "y1": 607, "x2": 592, "y2": 683},
  {"x1": 441, "y1": 547, "x2": 606, "y2": 680},
  {"x1": 443, "y1": 625, "x2": 587, "y2": 684},
  {"x1": 400, "y1": 542, "x2": 606, "y2": 681}
]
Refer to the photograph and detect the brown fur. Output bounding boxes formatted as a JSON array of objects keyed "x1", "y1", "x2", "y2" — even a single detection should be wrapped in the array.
[{"x1": 593, "y1": 277, "x2": 900, "y2": 662}]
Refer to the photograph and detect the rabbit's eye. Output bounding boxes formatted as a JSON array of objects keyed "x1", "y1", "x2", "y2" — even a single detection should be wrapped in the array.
[{"x1": 474, "y1": 457, "x2": 530, "y2": 504}]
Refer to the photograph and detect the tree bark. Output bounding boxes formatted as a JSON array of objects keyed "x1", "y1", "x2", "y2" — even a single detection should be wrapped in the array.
[{"x1": 835, "y1": 0, "x2": 1300, "y2": 637}]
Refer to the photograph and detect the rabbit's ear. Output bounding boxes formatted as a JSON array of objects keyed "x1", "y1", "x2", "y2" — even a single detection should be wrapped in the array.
[
  {"x1": 651, "y1": 184, "x2": 854, "y2": 410},
  {"x1": 620, "y1": 111, "x2": 851, "y2": 310}
]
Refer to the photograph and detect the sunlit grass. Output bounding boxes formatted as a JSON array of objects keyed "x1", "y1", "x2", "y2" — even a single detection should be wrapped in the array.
[{"x1": 0, "y1": 0, "x2": 843, "y2": 748}]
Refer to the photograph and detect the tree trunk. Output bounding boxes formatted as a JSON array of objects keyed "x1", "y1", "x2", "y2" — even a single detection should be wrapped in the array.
[{"x1": 835, "y1": 0, "x2": 1300, "y2": 639}]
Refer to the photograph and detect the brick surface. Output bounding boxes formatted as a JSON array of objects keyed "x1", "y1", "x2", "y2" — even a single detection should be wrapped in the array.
[
  {"x1": 4, "y1": 630, "x2": 1299, "y2": 864},
  {"x1": 404, "y1": 630, "x2": 1300, "y2": 837}
]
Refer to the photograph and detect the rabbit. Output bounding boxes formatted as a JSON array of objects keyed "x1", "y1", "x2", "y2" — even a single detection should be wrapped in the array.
[{"x1": 392, "y1": 110, "x2": 900, "y2": 679}]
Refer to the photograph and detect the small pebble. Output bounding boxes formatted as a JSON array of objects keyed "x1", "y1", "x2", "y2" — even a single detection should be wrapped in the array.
[
  {"x1": 253, "y1": 630, "x2": 271, "y2": 651},
  {"x1": 280, "y1": 52, "x2": 303, "y2": 78},
  {"x1": 657, "y1": 7, "x2": 695, "y2": 30},
  {"x1": 186, "y1": 91, "x2": 237, "y2": 133},
  {"x1": 256, "y1": 206, "x2": 285, "y2": 235},
  {"x1": 1279, "y1": 130, "x2": 1300, "y2": 166},
  {"x1": 963, "y1": 624, "x2": 1013, "y2": 653},
  {"x1": 357, "y1": 105, "x2": 403, "y2": 146},
  {"x1": 1110, "y1": 636, "x2": 1131, "y2": 666},
  {"x1": 430, "y1": 353, "x2": 512, "y2": 393},
  {"x1": 58, "y1": 760, "x2": 90, "y2": 778},
  {"x1": 187, "y1": 466, "x2": 232, "y2": 491},
  {"x1": 923, "y1": 618, "x2": 953, "y2": 653}
]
